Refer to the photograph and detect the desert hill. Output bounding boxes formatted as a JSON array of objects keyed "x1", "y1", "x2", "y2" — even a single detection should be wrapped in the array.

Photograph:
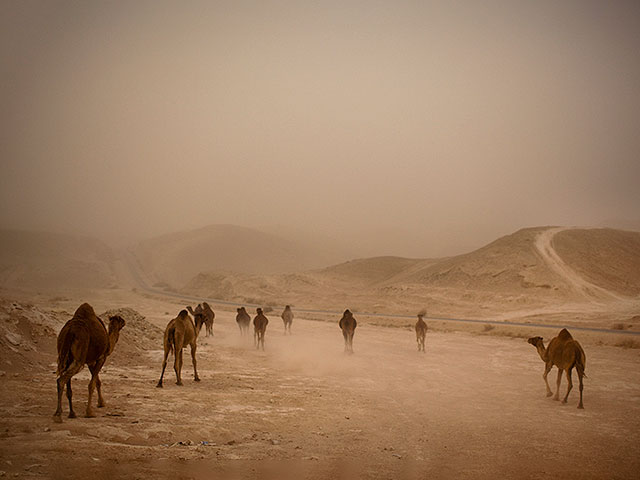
[
  {"x1": 553, "y1": 228, "x2": 640, "y2": 296},
  {"x1": 0, "y1": 229, "x2": 117, "y2": 292},
  {"x1": 131, "y1": 224, "x2": 355, "y2": 288},
  {"x1": 178, "y1": 227, "x2": 640, "y2": 315}
]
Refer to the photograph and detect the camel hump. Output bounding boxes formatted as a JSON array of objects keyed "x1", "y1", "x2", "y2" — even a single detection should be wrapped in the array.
[
  {"x1": 73, "y1": 303, "x2": 96, "y2": 320},
  {"x1": 178, "y1": 309, "x2": 189, "y2": 318},
  {"x1": 558, "y1": 328, "x2": 573, "y2": 341}
]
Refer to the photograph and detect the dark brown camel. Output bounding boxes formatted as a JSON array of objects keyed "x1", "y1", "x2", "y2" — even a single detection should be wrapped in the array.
[
  {"x1": 236, "y1": 307, "x2": 251, "y2": 336},
  {"x1": 527, "y1": 328, "x2": 586, "y2": 409},
  {"x1": 54, "y1": 303, "x2": 126, "y2": 422},
  {"x1": 415, "y1": 312, "x2": 427, "y2": 352},
  {"x1": 339, "y1": 309, "x2": 357, "y2": 354},
  {"x1": 157, "y1": 310, "x2": 204, "y2": 388},
  {"x1": 188, "y1": 303, "x2": 215, "y2": 337},
  {"x1": 253, "y1": 308, "x2": 269, "y2": 350},
  {"x1": 281, "y1": 305, "x2": 294, "y2": 335}
]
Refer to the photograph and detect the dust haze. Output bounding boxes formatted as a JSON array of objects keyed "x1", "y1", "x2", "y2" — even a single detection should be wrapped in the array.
[
  {"x1": 2, "y1": 1, "x2": 640, "y2": 256},
  {"x1": 1, "y1": 3, "x2": 640, "y2": 480}
]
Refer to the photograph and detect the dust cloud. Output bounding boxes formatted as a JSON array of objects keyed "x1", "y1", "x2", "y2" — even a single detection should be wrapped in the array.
[{"x1": 1, "y1": 1, "x2": 640, "y2": 257}]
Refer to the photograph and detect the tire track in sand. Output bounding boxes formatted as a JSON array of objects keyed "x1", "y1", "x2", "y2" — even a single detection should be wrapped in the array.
[{"x1": 535, "y1": 227, "x2": 622, "y2": 301}]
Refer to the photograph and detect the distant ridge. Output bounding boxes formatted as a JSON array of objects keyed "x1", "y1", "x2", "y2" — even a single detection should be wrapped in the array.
[
  {"x1": 131, "y1": 224, "x2": 351, "y2": 287},
  {"x1": 178, "y1": 227, "x2": 640, "y2": 313},
  {"x1": 0, "y1": 229, "x2": 116, "y2": 291}
]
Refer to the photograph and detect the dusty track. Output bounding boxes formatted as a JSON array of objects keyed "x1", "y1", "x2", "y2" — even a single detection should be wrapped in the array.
[
  {"x1": 534, "y1": 227, "x2": 622, "y2": 301},
  {"x1": 1, "y1": 300, "x2": 639, "y2": 479}
]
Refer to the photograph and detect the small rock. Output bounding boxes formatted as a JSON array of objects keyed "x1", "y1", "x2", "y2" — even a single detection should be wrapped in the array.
[
  {"x1": 43, "y1": 427, "x2": 50, "y2": 432},
  {"x1": 392, "y1": 454, "x2": 402, "y2": 459},
  {"x1": 5, "y1": 332, "x2": 21, "y2": 346},
  {"x1": 270, "y1": 439, "x2": 280, "y2": 445},
  {"x1": 225, "y1": 440, "x2": 236, "y2": 446}
]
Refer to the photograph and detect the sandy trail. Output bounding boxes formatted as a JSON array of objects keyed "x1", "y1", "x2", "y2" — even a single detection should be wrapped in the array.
[
  {"x1": 534, "y1": 227, "x2": 622, "y2": 301},
  {"x1": 1, "y1": 299, "x2": 640, "y2": 479}
]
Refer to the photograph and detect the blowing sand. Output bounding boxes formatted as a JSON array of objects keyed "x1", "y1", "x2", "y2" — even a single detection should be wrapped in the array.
[{"x1": 1, "y1": 290, "x2": 639, "y2": 479}]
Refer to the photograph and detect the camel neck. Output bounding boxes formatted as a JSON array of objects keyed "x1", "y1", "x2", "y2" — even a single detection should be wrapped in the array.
[
  {"x1": 107, "y1": 331, "x2": 120, "y2": 356},
  {"x1": 535, "y1": 342, "x2": 548, "y2": 362}
]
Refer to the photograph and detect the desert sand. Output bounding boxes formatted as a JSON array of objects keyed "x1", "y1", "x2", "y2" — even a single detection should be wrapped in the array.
[{"x1": 1, "y1": 226, "x2": 639, "y2": 479}]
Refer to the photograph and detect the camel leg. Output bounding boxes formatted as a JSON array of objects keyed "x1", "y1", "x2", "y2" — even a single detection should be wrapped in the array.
[
  {"x1": 553, "y1": 368, "x2": 563, "y2": 401},
  {"x1": 156, "y1": 348, "x2": 169, "y2": 388},
  {"x1": 54, "y1": 376, "x2": 66, "y2": 422},
  {"x1": 342, "y1": 330, "x2": 348, "y2": 353},
  {"x1": 86, "y1": 359, "x2": 105, "y2": 418},
  {"x1": 66, "y1": 379, "x2": 76, "y2": 418},
  {"x1": 542, "y1": 364, "x2": 553, "y2": 397},
  {"x1": 87, "y1": 363, "x2": 105, "y2": 408},
  {"x1": 54, "y1": 361, "x2": 84, "y2": 422},
  {"x1": 576, "y1": 367, "x2": 585, "y2": 409},
  {"x1": 562, "y1": 368, "x2": 573, "y2": 404},
  {"x1": 175, "y1": 348, "x2": 183, "y2": 386},
  {"x1": 191, "y1": 343, "x2": 200, "y2": 382}
]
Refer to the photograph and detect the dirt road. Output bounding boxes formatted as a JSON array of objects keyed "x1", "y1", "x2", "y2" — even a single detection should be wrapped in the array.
[{"x1": 1, "y1": 298, "x2": 640, "y2": 479}]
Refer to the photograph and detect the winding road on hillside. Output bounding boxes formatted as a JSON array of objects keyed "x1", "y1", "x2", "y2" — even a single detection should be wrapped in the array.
[{"x1": 534, "y1": 227, "x2": 622, "y2": 301}]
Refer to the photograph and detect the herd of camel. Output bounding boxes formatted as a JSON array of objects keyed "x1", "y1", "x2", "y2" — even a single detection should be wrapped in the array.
[{"x1": 52, "y1": 301, "x2": 586, "y2": 423}]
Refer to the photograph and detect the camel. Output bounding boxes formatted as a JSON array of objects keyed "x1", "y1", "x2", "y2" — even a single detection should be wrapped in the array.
[
  {"x1": 201, "y1": 302, "x2": 215, "y2": 336},
  {"x1": 54, "y1": 303, "x2": 126, "y2": 422},
  {"x1": 339, "y1": 309, "x2": 357, "y2": 354},
  {"x1": 415, "y1": 312, "x2": 427, "y2": 352},
  {"x1": 188, "y1": 303, "x2": 215, "y2": 337},
  {"x1": 236, "y1": 307, "x2": 251, "y2": 336},
  {"x1": 527, "y1": 328, "x2": 586, "y2": 409},
  {"x1": 253, "y1": 308, "x2": 269, "y2": 350},
  {"x1": 281, "y1": 305, "x2": 294, "y2": 335},
  {"x1": 156, "y1": 310, "x2": 204, "y2": 388}
]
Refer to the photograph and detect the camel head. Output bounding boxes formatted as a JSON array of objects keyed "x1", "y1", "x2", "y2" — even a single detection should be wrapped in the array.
[
  {"x1": 257, "y1": 308, "x2": 263, "y2": 314},
  {"x1": 343, "y1": 309, "x2": 352, "y2": 317},
  {"x1": 106, "y1": 315, "x2": 126, "y2": 355},
  {"x1": 527, "y1": 336, "x2": 544, "y2": 347},
  {"x1": 108, "y1": 315, "x2": 126, "y2": 334},
  {"x1": 417, "y1": 309, "x2": 427, "y2": 319}
]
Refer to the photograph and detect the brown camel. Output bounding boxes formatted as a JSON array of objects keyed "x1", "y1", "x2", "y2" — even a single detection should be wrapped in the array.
[
  {"x1": 415, "y1": 312, "x2": 427, "y2": 352},
  {"x1": 157, "y1": 310, "x2": 204, "y2": 388},
  {"x1": 339, "y1": 309, "x2": 357, "y2": 354},
  {"x1": 201, "y1": 302, "x2": 215, "y2": 336},
  {"x1": 188, "y1": 303, "x2": 215, "y2": 337},
  {"x1": 54, "y1": 303, "x2": 126, "y2": 422},
  {"x1": 281, "y1": 305, "x2": 294, "y2": 335},
  {"x1": 236, "y1": 307, "x2": 251, "y2": 336},
  {"x1": 527, "y1": 328, "x2": 586, "y2": 409},
  {"x1": 253, "y1": 308, "x2": 269, "y2": 350}
]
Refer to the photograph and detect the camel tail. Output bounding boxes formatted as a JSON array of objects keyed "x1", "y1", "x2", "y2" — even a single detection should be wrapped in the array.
[
  {"x1": 576, "y1": 345, "x2": 587, "y2": 379},
  {"x1": 56, "y1": 330, "x2": 75, "y2": 376},
  {"x1": 165, "y1": 327, "x2": 175, "y2": 356}
]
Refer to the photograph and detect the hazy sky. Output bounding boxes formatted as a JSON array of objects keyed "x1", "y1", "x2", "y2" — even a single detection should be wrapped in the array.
[{"x1": 1, "y1": 0, "x2": 639, "y2": 257}]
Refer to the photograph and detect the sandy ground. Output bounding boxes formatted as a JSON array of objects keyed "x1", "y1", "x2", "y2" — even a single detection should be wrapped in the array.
[{"x1": 1, "y1": 290, "x2": 640, "y2": 479}]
